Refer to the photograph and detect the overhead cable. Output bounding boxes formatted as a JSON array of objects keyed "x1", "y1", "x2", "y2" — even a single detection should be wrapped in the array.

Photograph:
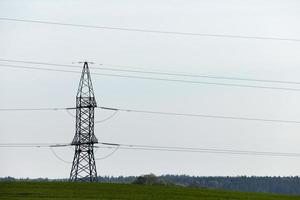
[
  {"x1": 2, "y1": 142, "x2": 300, "y2": 158},
  {"x1": 2, "y1": 64, "x2": 300, "y2": 92},
  {"x1": 0, "y1": 107, "x2": 70, "y2": 111},
  {"x1": 50, "y1": 147, "x2": 72, "y2": 164},
  {"x1": 0, "y1": 143, "x2": 70, "y2": 147},
  {"x1": 0, "y1": 17, "x2": 299, "y2": 42},
  {"x1": 99, "y1": 106, "x2": 300, "y2": 124},
  {"x1": 3, "y1": 142, "x2": 300, "y2": 158},
  {"x1": 1, "y1": 105, "x2": 300, "y2": 124},
  {"x1": 2, "y1": 58, "x2": 300, "y2": 85},
  {"x1": 95, "y1": 110, "x2": 119, "y2": 123},
  {"x1": 95, "y1": 146, "x2": 120, "y2": 160},
  {"x1": 98, "y1": 142, "x2": 300, "y2": 158}
]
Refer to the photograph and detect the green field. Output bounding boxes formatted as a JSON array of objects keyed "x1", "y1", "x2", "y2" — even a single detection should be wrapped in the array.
[{"x1": 1, "y1": 182, "x2": 300, "y2": 200}]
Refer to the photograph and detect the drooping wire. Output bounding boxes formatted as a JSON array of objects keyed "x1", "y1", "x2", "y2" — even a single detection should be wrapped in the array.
[
  {"x1": 66, "y1": 109, "x2": 76, "y2": 118},
  {"x1": 95, "y1": 146, "x2": 120, "y2": 160},
  {"x1": 0, "y1": 143, "x2": 74, "y2": 163},
  {"x1": 50, "y1": 147, "x2": 72, "y2": 164},
  {"x1": 95, "y1": 110, "x2": 119, "y2": 123},
  {"x1": 65, "y1": 109, "x2": 119, "y2": 124}
]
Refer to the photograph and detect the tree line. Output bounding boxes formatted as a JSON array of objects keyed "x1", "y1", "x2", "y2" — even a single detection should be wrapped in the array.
[{"x1": 2, "y1": 175, "x2": 300, "y2": 195}]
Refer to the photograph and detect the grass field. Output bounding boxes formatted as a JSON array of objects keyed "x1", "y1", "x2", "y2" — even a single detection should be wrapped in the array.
[{"x1": 1, "y1": 182, "x2": 300, "y2": 200}]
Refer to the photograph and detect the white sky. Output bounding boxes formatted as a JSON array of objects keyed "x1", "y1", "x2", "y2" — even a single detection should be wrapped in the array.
[{"x1": 1, "y1": 0, "x2": 300, "y2": 178}]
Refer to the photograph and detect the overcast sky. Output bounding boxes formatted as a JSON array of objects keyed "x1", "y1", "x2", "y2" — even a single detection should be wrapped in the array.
[{"x1": 1, "y1": 0, "x2": 300, "y2": 179}]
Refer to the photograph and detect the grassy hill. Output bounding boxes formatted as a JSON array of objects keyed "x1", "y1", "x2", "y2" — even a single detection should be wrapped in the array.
[{"x1": 1, "y1": 182, "x2": 300, "y2": 200}]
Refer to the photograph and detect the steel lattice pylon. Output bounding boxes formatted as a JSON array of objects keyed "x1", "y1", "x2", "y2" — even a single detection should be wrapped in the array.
[{"x1": 70, "y1": 62, "x2": 98, "y2": 182}]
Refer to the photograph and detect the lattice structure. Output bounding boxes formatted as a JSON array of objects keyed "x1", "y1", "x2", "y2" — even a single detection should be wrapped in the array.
[{"x1": 70, "y1": 62, "x2": 98, "y2": 182}]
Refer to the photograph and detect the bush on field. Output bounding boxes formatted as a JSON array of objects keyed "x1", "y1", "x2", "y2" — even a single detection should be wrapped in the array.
[{"x1": 133, "y1": 174, "x2": 169, "y2": 186}]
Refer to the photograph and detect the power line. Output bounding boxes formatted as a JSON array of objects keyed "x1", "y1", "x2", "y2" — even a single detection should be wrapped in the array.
[
  {"x1": 0, "y1": 105, "x2": 300, "y2": 124},
  {"x1": 102, "y1": 146, "x2": 300, "y2": 158},
  {"x1": 0, "y1": 107, "x2": 70, "y2": 111},
  {"x1": 0, "y1": 63, "x2": 82, "y2": 75},
  {"x1": 0, "y1": 58, "x2": 82, "y2": 69},
  {"x1": 2, "y1": 58, "x2": 300, "y2": 85},
  {"x1": 66, "y1": 108, "x2": 119, "y2": 123},
  {"x1": 95, "y1": 146, "x2": 120, "y2": 160},
  {"x1": 95, "y1": 110, "x2": 119, "y2": 124},
  {"x1": 99, "y1": 63, "x2": 300, "y2": 85},
  {"x1": 0, "y1": 143, "x2": 70, "y2": 147},
  {"x1": 0, "y1": 17, "x2": 299, "y2": 42},
  {"x1": 99, "y1": 106, "x2": 300, "y2": 125},
  {"x1": 2, "y1": 63, "x2": 300, "y2": 92},
  {"x1": 0, "y1": 143, "x2": 68, "y2": 145},
  {"x1": 50, "y1": 147, "x2": 72, "y2": 163},
  {"x1": 66, "y1": 109, "x2": 76, "y2": 118},
  {"x1": 97, "y1": 142, "x2": 300, "y2": 158},
  {"x1": 2, "y1": 142, "x2": 300, "y2": 158},
  {"x1": 107, "y1": 143, "x2": 295, "y2": 156}
]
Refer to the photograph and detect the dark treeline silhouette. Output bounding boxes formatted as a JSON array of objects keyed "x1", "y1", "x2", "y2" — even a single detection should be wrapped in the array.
[
  {"x1": 160, "y1": 175, "x2": 300, "y2": 195},
  {"x1": 2, "y1": 175, "x2": 300, "y2": 195}
]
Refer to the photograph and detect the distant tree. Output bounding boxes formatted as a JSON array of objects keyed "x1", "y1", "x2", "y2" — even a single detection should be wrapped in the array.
[
  {"x1": 133, "y1": 175, "x2": 148, "y2": 185},
  {"x1": 133, "y1": 174, "x2": 168, "y2": 185}
]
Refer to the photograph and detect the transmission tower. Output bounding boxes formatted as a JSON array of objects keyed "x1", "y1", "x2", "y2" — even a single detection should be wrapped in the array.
[{"x1": 70, "y1": 61, "x2": 98, "y2": 182}]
